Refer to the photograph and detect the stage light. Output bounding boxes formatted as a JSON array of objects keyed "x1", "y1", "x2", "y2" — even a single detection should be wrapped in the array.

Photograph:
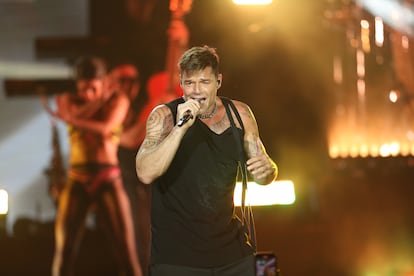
[
  {"x1": 352, "y1": 0, "x2": 414, "y2": 36},
  {"x1": 234, "y1": 180, "x2": 295, "y2": 206},
  {"x1": 0, "y1": 189, "x2": 8, "y2": 215},
  {"x1": 0, "y1": 189, "x2": 8, "y2": 236},
  {"x1": 232, "y1": 0, "x2": 273, "y2": 5},
  {"x1": 375, "y1": 17, "x2": 384, "y2": 47},
  {"x1": 0, "y1": 60, "x2": 71, "y2": 78}
]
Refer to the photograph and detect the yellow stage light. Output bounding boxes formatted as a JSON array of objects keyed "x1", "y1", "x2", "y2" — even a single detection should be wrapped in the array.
[
  {"x1": 0, "y1": 189, "x2": 9, "y2": 215},
  {"x1": 233, "y1": 0, "x2": 273, "y2": 5},
  {"x1": 234, "y1": 180, "x2": 295, "y2": 206}
]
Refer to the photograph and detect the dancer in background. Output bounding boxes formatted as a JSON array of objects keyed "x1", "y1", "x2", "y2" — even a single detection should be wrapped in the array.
[
  {"x1": 51, "y1": 56, "x2": 142, "y2": 276},
  {"x1": 111, "y1": 63, "x2": 151, "y2": 275}
]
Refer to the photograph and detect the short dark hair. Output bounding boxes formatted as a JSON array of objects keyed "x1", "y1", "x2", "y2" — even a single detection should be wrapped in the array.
[
  {"x1": 73, "y1": 56, "x2": 107, "y2": 80},
  {"x1": 178, "y1": 45, "x2": 220, "y2": 77}
]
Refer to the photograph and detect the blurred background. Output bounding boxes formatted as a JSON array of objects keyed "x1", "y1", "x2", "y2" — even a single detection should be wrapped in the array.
[{"x1": 1, "y1": 0, "x2": 414, "y2": 275}]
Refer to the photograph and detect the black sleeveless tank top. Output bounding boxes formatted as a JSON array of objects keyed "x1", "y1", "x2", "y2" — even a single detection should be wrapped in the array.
[{"x1": 150, "y1": 97, "x2": 253, "y2": 267}]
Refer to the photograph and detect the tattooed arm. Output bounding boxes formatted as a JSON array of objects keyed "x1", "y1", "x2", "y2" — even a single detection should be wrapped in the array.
[
  {"x1": 135, "y1": 104, "x2": 190, "y2": 185},
  {"x1": 233, "y1": 100, "x2": 278, "y2": 185}
]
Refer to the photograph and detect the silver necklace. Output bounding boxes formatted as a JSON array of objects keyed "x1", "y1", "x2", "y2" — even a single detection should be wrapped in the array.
[{"x1": 198, "y1": 102, "x2": 218, "y2": 119}]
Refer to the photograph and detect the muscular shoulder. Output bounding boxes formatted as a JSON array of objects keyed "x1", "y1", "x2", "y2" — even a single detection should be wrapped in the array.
[
  {"x1": 231, "y1": 100, "x2": 250, "y2": 113},
  {"x1": 224, "y1": 99, "x2": 258, "y2": 139},
  {"x1": 146, "y1": 104, "x2": 175, "y2": 137},
  {"x1": 230, "y1": 100, "x2": 256, "y2": 125},
  {"x1": 150, "y1": 104, "x2": 174, "y2": 121}
]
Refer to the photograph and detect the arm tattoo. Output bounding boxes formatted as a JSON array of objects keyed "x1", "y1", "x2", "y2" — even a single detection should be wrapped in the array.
[
  {"x1": 237, "y1": 102, "x2": 259, "y2": 159},
  {"x1": 240, "y1": 104, "x2": 254, "y2": 121},
  {"x1": 245, "y1": 135, "x2": 258, "y2": 159},
  {"x1": 142, "y1": 107, "x2": 174, "y2": 149}
]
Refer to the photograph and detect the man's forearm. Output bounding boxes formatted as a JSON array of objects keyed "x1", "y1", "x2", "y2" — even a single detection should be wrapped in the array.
[{"x1": 136, "y1": 125, "x2": 187, "y2": 184}]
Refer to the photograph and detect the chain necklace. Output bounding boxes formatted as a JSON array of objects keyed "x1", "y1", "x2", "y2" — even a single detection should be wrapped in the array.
[{"x1": 198, "y1": 102, "x2": 218, "y2": 119}]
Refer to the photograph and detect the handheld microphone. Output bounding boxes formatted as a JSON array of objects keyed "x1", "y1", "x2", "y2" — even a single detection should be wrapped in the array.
[{"x1": 177, "y1": 109, "x2": 194, "y2": 127}]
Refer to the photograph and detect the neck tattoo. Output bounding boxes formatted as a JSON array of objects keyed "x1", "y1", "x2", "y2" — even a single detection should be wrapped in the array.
[{"x1": 198, "y1": 102, "x2": 218, "y2": 119}]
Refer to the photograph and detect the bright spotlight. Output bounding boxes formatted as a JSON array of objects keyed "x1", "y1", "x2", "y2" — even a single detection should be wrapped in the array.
[
  {"x1": 233, "y1": 0, "x2": 273, "y2": 5},
  {"x1": 0, "y1": 189, "x2": 8, "y2": 215},
  {"x1": 0, "y1": 189, "x2": 8, "y2": 236},
  {"x1": 234, "y1": 180, "x2": 296, "y2": 206}
]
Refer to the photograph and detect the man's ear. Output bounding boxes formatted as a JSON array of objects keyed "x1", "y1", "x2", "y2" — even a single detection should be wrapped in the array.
[{"x1": 217, "y1": 74, "x2": 223, "y2": 88}]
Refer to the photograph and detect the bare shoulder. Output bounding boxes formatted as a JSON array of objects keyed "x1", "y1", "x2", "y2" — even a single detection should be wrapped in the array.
[
  {"x1": 145, "y1": 104, "x2": 175, "y2": 142},
  {"x1": 103, "y1": 93, "x2": 130, "y2": 116},
  {"x1": 231, "y1": 100, "x2": 257, "y2": 124},
  {"x1": 55, "y1": 93, "x2": 80, "y2": 111},
  {"x1": 148, "y1": 104, "x2": 174, "y2": 124},
  {"x1": 111, "y1": 91, "x2": 129, "y2": 105},
  {"x1": 56, "y1": 92, "x2": 74, "y2": 103}
]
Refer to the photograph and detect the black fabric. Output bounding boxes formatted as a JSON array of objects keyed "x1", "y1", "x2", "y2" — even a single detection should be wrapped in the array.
[
  {"x1": 221, "y1": 97, "x2": 257, "y2": 253},
  {"x1": 149, "y1": 255, "x2": 255, "y2": 276},
  {"x1": 150, "y1": 97, "x2": 253, "y2": 268}
]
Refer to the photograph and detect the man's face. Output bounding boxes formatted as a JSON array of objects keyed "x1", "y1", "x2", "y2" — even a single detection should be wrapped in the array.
[
  {"x1": 76, "y1": 78, "x2": 104, "y2": 102},
  {"x1": 180, "y1": 66, "x2": 222, "y2": 114}
]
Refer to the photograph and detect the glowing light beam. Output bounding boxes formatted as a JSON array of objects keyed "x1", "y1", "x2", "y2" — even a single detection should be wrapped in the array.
[
  {"x1": 233, "y1": 0, "x2": 273, "y2": 5},
  {"x1": 354, "y1": 0, "x2": 414, "y2": 36},
  {"x1": 234, "y1": 180, "x2": 295, "y2": 206},
  {"x1": 0, "y1": 189, "x2": 8, "y2": 215}
]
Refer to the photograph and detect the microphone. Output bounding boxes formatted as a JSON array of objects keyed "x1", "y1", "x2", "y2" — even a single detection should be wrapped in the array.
[{"x1": 177, "y1": 109, "x2": 194, "y2": 127}]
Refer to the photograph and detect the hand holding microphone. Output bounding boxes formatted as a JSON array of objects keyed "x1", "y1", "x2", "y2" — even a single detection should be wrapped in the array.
[
  {"x1": 177, "y1": 99, "x2": 200, "y2": 127},
  {"x1": 177, "y1": 109, "x2": 193, "y2": 127}
]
